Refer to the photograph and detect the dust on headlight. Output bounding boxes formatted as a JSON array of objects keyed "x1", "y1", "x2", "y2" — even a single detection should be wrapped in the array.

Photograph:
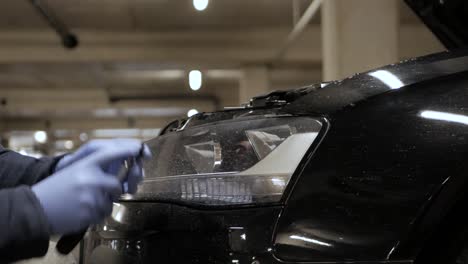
[{"x1": 127, "y1": 117, "x2": 322, "y2": 206}]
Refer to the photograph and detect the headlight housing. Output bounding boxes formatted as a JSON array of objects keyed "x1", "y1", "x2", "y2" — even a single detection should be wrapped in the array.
[{"x1": 131, "y1": 116, "x2": 323, "y2": 206}]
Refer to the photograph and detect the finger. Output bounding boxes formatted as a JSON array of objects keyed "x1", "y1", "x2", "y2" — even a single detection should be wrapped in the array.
[
  {"x1": 84, "y1": 171, "x2": 123, "y2": 196},
  {"x1": 70, "y1": 139, "x2": 109, "y2": 160},
  {"x1": 94, "y1": 192, "x2": 114, "y2": 221},
  {"x1": 83, "y1": 144, "x2": 142, "y2": 168},
  {"x1": 81, "y1": 139, "x2": 141, "y2": 155},
  {"x1": 57, "y1": 140, "x2": 109, "y2": 169},
  {"x1": 79, "y1": 192, "x2": 101, "y2": 227},
  {"x1": 103, "y1": 197, "x2": 114, "y2": 217},
  {"x1": 68, "y1": 139, "x2": 144, "y2": 167},
  {"x1": 142, "y1": 144, "x2": 152, "y2": 159},
  {"x1": 114, "y1": 138, "x2": 143, "y2": 146},
  {"x1": 85, "y1": 181, "x2": 120, "y2": 223},
  {"x1": 93, "y1": 191, "x2": 108, "y2": 221},
  {"x1": 122, "y1": 182, "x2": 129, "y2": 194},
  {"x1": 105, "y1": 157, "x2": 127, "y2": 175}
]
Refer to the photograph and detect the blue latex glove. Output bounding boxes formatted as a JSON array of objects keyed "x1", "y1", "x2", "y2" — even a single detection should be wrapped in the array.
[
  {"x1": 32, "y1": 144, "x2": 145, "y2": 235},
  {"x1": 56, "y1": 139, "x2": 151, "y2": 194}
]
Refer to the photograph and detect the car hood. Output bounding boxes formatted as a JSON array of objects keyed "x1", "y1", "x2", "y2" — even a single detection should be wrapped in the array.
[
  {"x1": 159, "y1": 50, "x2": 468, "y2": 133},
  {"x1": 405, "y1": 0, "x2": 468, "y2": 49}
]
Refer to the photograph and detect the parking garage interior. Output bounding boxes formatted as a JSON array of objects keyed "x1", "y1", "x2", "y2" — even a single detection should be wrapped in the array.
[{"x1": 0, "y1": 0, "x2": 449, "y2": 263}]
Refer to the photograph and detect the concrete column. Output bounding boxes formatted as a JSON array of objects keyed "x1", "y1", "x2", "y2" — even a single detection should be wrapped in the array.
[
  {"x1": 0, "y1": 134, "x2": 8, "y2": 148},
  {"x1": 239, "y1": 65, "x2": 270, "y2": 105},
  {"x1": 322, "y1": 0, "x2": 399, "y2": 81},
  {"x1": 0, "y1": 121, "x2": 7, "y2": 147}
]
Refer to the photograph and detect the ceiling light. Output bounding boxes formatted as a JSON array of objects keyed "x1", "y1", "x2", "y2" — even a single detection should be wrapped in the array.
[
  {"x1": 189, "y1": 70, "x2": 202, "y2": 91},
  {"x1": 34, "y1": 131, "x2": 47, "y2": 144},
  {"x1": 193, "y1": 0, "x2": 209, "y2": 11},
  {"x1": 79, "y1": 133, "x2": 89, "y2": 142},
  {"x1": 64, "y1": 140, "x2": 74, "y2": 150},
  {"x1": 187, "y1": 109, "x2": 199, "y2": 117}
]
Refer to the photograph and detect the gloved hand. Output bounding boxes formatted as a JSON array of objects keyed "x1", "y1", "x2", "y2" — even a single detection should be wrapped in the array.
[
  {"x1": 55, "y1": 139, "x2": 151, "y2": 193},
  {"x1": 32, "y1": 144, "x2": 145, "y2": 235}
]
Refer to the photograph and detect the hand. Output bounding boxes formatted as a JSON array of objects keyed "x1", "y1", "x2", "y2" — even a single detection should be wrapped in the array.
[
  {"x1": 56, "y1": 139, "x2": 151, "y2": 193},
  {"x1": 32, "y1": 145, "x2": 144, "y2": 235}
]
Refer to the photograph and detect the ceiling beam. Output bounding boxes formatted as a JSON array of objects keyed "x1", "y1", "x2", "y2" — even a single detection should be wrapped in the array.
[
  {"x1": 0, "y1": 90, "x2": 217, "y2": 115},
  {"x1": 0, "y1": 25, "x2": 443, "y2": 64},
  {"x1": 275, "y1": 0, "x2": 322, "y2": 62},
  {"x1": 0, "y1": 28, "x2": 321, "y2": 65},
  {"x1": 0, "y1": 116, "x2": 177, "y2": 131}
]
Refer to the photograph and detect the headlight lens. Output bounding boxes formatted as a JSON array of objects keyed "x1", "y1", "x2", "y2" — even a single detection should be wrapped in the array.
[{"x1": 132, "y1": 117, "x2": 322, "y2": 206}]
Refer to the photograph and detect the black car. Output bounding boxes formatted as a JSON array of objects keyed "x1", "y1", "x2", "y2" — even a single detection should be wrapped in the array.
[{"x1": 80, "y1": 1, "x2": 468, "y2": 263}]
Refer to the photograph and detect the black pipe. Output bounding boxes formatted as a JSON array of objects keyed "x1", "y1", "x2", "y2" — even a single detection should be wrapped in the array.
[{"x1": 29, "y1": 0, "x2": 79, "y2": 49}]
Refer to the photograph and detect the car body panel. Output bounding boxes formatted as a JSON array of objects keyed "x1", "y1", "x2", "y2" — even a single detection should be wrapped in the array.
[
  {"x1": 83, "y1": 50, "x2": 468, "y2": 263},
  {"x1": 275, "y1": 69, "x2": 468, "y2": 261},
  {"x1": 83, "y1": 203, "x2": 282, "y2": 263},
  {"x1": 405, "y1": 0, "x2": 468, "y2": 49},
  {"x1": 83, "y1": 202, "x2": 412, "y2": 264},
  {"x1": 283, "y1": 51, "x2": 468, "y2": 115}
]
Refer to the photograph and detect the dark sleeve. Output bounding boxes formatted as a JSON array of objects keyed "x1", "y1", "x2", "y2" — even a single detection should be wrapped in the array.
[
  {"x1": 0, "y1": 145, "x2": 62, "y2": 188},
  {"x1": 0, "y1": 186, "x2": 51, "y2": 262},
  {"x1": 0, "y1": 146, "x2": 62, "y2": 261}
]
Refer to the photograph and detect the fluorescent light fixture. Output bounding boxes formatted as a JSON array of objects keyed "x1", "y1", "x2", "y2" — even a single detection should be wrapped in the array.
[
  {"x1": 122, "y1": 107, "x2": 186, "y2": 117},
  {"x1": 193, "y1": 0, "x2": 209, "y2": 11},
  {"x1": 187, "y1": 109, "x2": 199, "y2": 117},
  {"x1": 93, "y1": 108, "x2": 118, "y2": 118},
  {"x1": 189, "y1": 70, "x2": 202, "y2": 91},
  {"x1": 92, "y1": 129, "x2": 161, "y2": 139},
  {"x1": 141, "y1": 129, "x2": 161, "y2": 139},
  {"x1": 64, "y1": 140, "x2": 74, "y2": 150},
  {"x1": 54, "y1": 129, "x2": 74, "y2": 138},
  {"x1": 369, "y1": 70, "x2": 404, "y2": 89},
  {"x1": 34, "y1": 131, "x2": 47, "y2": 144},
  {"x1": 121, "y1": 69, "x2": 185, "y2": 80},
  {"x1": 289, "y1": 235, "x2": 333, "y2": 247},
  {"x1": 93, "y1": 129, "x2": 141, "y2": 138},
  {"x1": 205, "y1": 69, "x2": 241, "y2": 79},
  {"x1": 79, "y1": 133, "x2": 89, "y2": 142},
  {"x1": 420, "y1": 110, "x2": 468, "y2": 125}
]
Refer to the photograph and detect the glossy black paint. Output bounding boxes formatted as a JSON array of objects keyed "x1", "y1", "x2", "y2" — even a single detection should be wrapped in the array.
[
  {"x1": 83, "y1": 202, "x2": 411, "y2": 264},
  {"x1": 83, "y1": 50, "x2": 468, "y2": 263},
  {"x1": 283, "y1": 51, "x2": 468, "y2": 115},
  {"x1": 275, "y1": 70, "x2": 468, "y2": 261},
  {"x1": 83, "y1": 203, "x2": 283, "y2": 264},
  {"x1": 405, "y1": 0, "x2": 468, "y2": 49}
]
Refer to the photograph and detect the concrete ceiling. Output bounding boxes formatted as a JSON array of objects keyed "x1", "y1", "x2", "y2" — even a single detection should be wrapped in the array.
[
  {"x1": 0, "y1": 0, "x2": 419, "y2": 30},
  {"x1": 0, "y1": 0, "x2": 443, "y2": 135},
  {"x1": 1, "y1": 0, "x2": 315, "y2": 30}
]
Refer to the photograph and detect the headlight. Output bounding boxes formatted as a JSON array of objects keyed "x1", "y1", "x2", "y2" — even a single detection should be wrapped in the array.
[{"x1": 131, "y1": 116, "x2": 323, "y2": 206}]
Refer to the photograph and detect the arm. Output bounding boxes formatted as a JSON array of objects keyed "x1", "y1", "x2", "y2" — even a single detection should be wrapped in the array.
[
  {"x1": 0, "y1": 145, "x2": 62, "y2": 187},
  {"x1": 0, "y1": 146, "x2": 61, "y2": 261},
  {"x1": 0, "y1": 186, "x2": 51, "y2": 262},
  {"x1": 0, "y1": 140, "x2": 147, "y2": 262}
]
